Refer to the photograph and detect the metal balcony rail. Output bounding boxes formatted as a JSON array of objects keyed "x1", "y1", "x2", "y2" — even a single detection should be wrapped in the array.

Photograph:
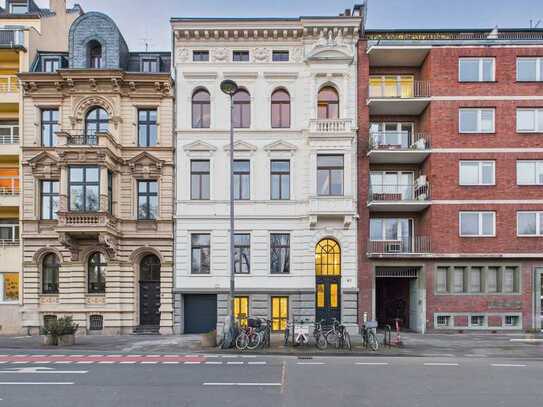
[
  {"x1": 0, "y1": 75, "x2": 19, "y2": 93},
  {"x1": 0, "y1": 125, "x2": 19, "y2": 144},
  {"x1": 367, "y1": 236, "x2": 431, "y2": 254},
  {"x1": 0, "y1": 176, "x2": 20, "y2": 195},
  {"x1": 0, "y1": 29, "x2": 24, "y2": 46},
  {"x1": 0, "y1": 239, "x2": 20, "y2": 248},
  {"x1": 369, "y1": 132, "x2": 430, "y2": 151},
  {"x1": 368, "y1": 182, "x2": 430, "y2": 202},
  {"x1": 309, "y1": 118, "x2": 353, "y2": 133},
  {"x1": 67, "y1": 134, "x2": 98, "y2": 146},
  {"x1": 369, "y1": 80, "x2": 430, "y2": 98}
]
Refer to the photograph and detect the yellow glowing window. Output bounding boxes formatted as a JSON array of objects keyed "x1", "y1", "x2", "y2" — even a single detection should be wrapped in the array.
[
  {"x1": 234, "y1": 296, "x2": 249, "y2": 327},
  {"x1": 317, "y1": 284, "x2": 325, "y2": 308},
  {"x1": 400, "y1": 76, "x2": 414, "y2": 98},
  {"x1": 315, "y1": 239, "x2": 341, "y2": 276},
  {"x1": 369, "y1": 75, "x2": 414, "y2": 98},
  {"x1": 1, "y1": 273, "x2": 19, "y2": 302},
  {"x1": 330, "y1": 283, "x2": 338, "y2": 308},
  {"x1": 271, "y1": 296, "x2": 288, "y2": 331}
]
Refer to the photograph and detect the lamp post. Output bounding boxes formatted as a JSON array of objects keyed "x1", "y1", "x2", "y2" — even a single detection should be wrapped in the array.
[{"x1": 220, "y1": 79, "x2": 238, "y2": 348}]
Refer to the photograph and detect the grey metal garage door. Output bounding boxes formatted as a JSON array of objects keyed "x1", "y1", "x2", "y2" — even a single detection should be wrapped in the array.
[{"x1": 184, "y1": 294, "x2": 217, "y2": 334}]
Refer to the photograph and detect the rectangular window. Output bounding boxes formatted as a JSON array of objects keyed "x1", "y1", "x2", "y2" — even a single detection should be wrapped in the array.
[
  {"x1": 470, "y1": 315, "x2": 485, "y2": 327},
  {"x1": 516, "y1": 108, "x2": 543, "y2": 132},
  {"x1": 69, "y1": 167, "x2": 100, "y2": 212},
  {"x1": 459, "y1": 211, "x2": 495, "y2": 237},
  {"x1": 459, "y1": 108, "x2": 495, "y2": 133},
  {"x1": 486, "y1": 266, "x2": 499, "y2": 293},
  {"x1": 436, "y1": 315, "x2": 451, "y2": 327},
  {"x1": 452, "y1": 267, "x2": 465, "y2": 293},
  {"x1": 436, "y1": 267, "x2": 448, "y2": 293},
  {"x1": 459, "y1": 161, "x2": 495, "y2": 185},
  {"x1": 10, "y1": 3, "x2": 28, "y2": 14},
  {"x1": 234, "y1": 296, "x2": 249, "y2": 327},
  {"x1": 470, "y1": 267, "x2": 483, "y2": 293},
  {"x1": 41, "y1": 109, "x2": 59, "y2": 147},
  {"x1": 137, "y1": 181, "x2": 158, "y2": 220},
  {"x1": 233, "y1": 50, "x2": 250, "y2": 62},
  {"x1": 317, "y1": 155, "x2": 344, "y2": 196},
  {"x1": 316, "y1": 284, "x2": 325, "y2": 308},
  {"x1": 0, "y1": 221, "x2": 19, "y2": 243},
  {"x1": 43, "y1": 58, "x2": 60, "y2": 73},
  {"x1": 271, "y1": 296, "x2": 288, "y2": 331},
  {"x1": 191, "y1": 234, "x2": 210, "y2": 274},
  {"x1": 0, "y1": 273, "x2": 19, "y2": 302},
  {"x1": 503, "y1": 267, "x2": 518, "y2": 293},
  {"x1": 141, "y1": 59, "x2": 158, "y2": 73},
  {"x1": 517, "y1": 160, "x2": 543, "y2": 185},
  {"x1": 192, "y1": 51, "x2": 209, "y2": 62},
  {"x1": 191, "y1": 160, "x2": 210, "y2": 200},
  {"x1": 504, "y1": 315, "x2": 520, "y2": 327},
  {"x1": 107, "y1": 171, "x2": 113, "y2": 214},
  {"x1": 517, "y1": 57, "x2": 543, "y2": 82},
  {"x1": 272, "y1": 50, "x2": 289, "y2": 62},
  {"x1": 458, "y1": 58, "x2": 495, "y2": 82},
  {"x1": 234, "y1": 233, "x2": 250, "y2": 274},
  {"x1": 233, "y1": 160, "x2": 250, "y2": 200},
  {"x1": 517, "y1": 211, "x2": 543, "y2": 236},
  {"x1": 138, "y1": 109, "x2": 158, "y2": 147},
  {"x1": 270, "y1": 233, "x2": 290, "y2": 274},
  {"x1": 270, "y1": 160, "x2": 290, "y2": 200},
  {"x1": 41, "y1": 180, "x2": 59, "y2": 220}
]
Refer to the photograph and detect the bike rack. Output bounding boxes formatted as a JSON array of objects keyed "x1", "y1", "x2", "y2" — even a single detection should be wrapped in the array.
[{"x1": 383, "y1": 324, "x2": 392, "y2": 347}]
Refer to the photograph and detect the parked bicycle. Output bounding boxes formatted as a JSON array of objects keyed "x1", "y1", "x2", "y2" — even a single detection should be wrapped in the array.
[
  {"x1": 313, "y1": 319, "x2": 351, "y2": 350},
  {"x1": 235, "y1": 317, "x2": 272, "y2": 351},
  {"x1": 360, "y1": 320, "x2": 379, "y2": 351}
]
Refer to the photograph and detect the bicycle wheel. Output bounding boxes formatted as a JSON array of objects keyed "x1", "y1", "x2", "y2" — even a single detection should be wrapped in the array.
[
  {"x1": 235, "y1": 332, "x2": 249, "y2": 351},
  {"x1": 326, "y1": 331, "x2": 340, "y2": 349},
  {"x1": 315, "y1": 333, "x2": 327, "y2": 350},
  {"x1": 368, "y1": 331, "x2": 379, "y2": 351},
  {"x1": 343, "y1": 331, "x2": 352, "y2": 351},
  {"x1": 246, "y1": 332, "x2": 261, "y2": 350}
]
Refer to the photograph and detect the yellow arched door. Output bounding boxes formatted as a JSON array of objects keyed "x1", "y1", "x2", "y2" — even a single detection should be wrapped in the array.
[{"x1": 315, "y1": 239, "x2": 341, "y2": 323}]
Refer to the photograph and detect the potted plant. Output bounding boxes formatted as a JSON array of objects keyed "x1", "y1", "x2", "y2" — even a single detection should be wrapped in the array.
[
  {"x1": 201, "y1": 330, "x2": 217, "y2": 347},
  {"x1": 41, "y1": 320, "x2": 62, "y2": 346},
  {"x1": 57, "y1": 316, "x2": 79, "y2": 346}
]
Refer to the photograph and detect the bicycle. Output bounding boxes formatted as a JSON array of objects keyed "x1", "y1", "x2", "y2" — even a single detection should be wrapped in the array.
[
  {"x1": 360, "y1": 320, "x2": 379, "y2": 351},
  {"x1": 313, "y1": 320, "x2": 328, "y2": 350}
]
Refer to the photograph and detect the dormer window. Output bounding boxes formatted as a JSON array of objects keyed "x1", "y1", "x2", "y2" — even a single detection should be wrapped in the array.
[
  {"x1": 43, "y1": 58, "x2": 60, "y2": 73},
  {"x1": 10, "y1": 1, "x2": 29, "y2": 14},
  {"x1": 88, "y1": 40, "x2": 103, "y2": 69},
  {"x1": 142, "y1": 58, "x2": 159, "y2": 73}
]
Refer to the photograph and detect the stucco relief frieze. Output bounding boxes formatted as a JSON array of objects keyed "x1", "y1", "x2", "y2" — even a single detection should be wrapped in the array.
[
  {"x1": 253, "y1": 47, "x2": 270, "y2": 63},
  {"x1": 176, "y1": 48, "x2": 190, "y2": 62},
  {"x1": 212, "y1": 48, "x2": 228, "y2": 62},
  {"x1": 291, "y1": 47, "x2": 304, "y2": 63}
]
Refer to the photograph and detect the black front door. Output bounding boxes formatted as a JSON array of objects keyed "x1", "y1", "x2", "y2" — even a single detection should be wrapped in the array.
[
  {"x1": 139, "y1": 281, "x2": 160, "y2": 326},
  {"x1": 316, "y1": 276, "x2": 341, "y2": 324}
]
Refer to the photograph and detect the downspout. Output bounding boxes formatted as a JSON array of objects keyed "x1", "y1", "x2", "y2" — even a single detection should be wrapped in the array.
[{"x1": 170, "y1": 25, "x2": 178, "y2": 334}]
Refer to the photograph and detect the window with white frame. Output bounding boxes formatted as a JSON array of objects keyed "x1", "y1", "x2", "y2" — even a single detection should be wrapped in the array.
[
  {"x1": 517, "y1": 211, "x2": 543, "y2": 236},
  {"x1": 459, "y1": 58, "x2": 495, "y2": 82},
  {"x1": 504, "y1": 315, "x2": 520, "y2": 327},
  {"x1": 459, "y1": 161, "x2": 495, "y2": 185},
  {"x1": 516, "y1": 108, "x2": 543, "y2": 132},
  {"x1": 436, "y1": 315, "x2": 451, "y2": 327},
  {"x1": 470, "y1": 315, "x2": 485, "y2": 327},
  {"x1": 517, "y1": 57, "x2": 543, "y2": 82},
  {"x1": 459, "y1": 108, "x2": 495, "y2": 133},
  {"x1": 517, "y1": 160, "x2": 543, "y2": 185},
  {"x1": 0, "y1": 272, "x2": 18, "y2": 302},
  {"x1": 459, "y1": 211, "x2": 495, "y2": 237}
]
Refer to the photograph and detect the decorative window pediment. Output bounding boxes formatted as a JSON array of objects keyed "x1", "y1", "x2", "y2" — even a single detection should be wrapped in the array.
[
  {"x1": 264, "y1": 140, "x2": 297, "y2": 153},
  {"x1": 127, "y1": 152, "x2": 164, "y2": 178},
  {"x1": 28, "y1": 151, "x2": 61, "y2": 178},
  {"x1": 306, "y1": 32, "x2": 353, "y2": 63},
  {"x1": 183, "y1": 140, "x2": 217, "y2": 153},
  {"x1": 223, "y1": 140, "x2": 257, "y2": 152}
]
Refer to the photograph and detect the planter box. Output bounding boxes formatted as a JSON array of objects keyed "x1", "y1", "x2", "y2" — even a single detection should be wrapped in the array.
[
  {"x1": 200, "y1": 333, "x2": 217, "y2": 348},
  {"x1": 42, "y1": 335, "x2": 58, "y2": 346},
  {"x1": 58, "y1": 334, "x2": 75, "y2": 346}
]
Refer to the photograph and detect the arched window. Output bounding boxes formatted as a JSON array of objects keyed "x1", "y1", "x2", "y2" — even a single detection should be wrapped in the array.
[
  {"x1": 232, "y1": 89, "x2": 250, "y2": 128},
  {"x1": 42, "y1": 253, "x2": 60, "y2": 294},
  {"x1": 88, "y1": 40, "x2": 103, "y2": 69},
  {"x1": 85, "y1": 107, "x2": 109, "y2": 138},
  {"x1": 140, "y1": 254, "x2": 161, "y2": 282},
  {"x1": 317, "y1": 87, "x2": 339, "y2": 120},
  {"x1": 271, "y1": 89, "x2": 291, "y2": 128},
  {"x1": 192, "y1": 89, "x2": 210, "y2": 128},
  {"x1": 315, "y1": 239, "x2": 341, "y2": 276},
  {"x1": 88, "y1": 252, "x2": 106, "y2": 294}
]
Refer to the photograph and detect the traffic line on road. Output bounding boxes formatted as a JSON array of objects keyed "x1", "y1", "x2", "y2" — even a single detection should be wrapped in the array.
[
  {"x1": 423, "y1": 363, "x2": 459, "y2": 366},
  {"x1": 203, "y1": 382, "x2": 281, "y2": 387},
  {"x1": 491, "y1": 364, "x2": 527, "y2": 367},
  {"x1": 205, "y1": 361, "x2": 222, "y2": 365},
  {"x1": 296, "y1": 362, "x2": 325, "y2": 365},
  {"x1": 0, "y1": 382, "x2": 74, "y2": 385},
  {"x1": 355, "y1": 362, "x2": 389, "y2": 366}
]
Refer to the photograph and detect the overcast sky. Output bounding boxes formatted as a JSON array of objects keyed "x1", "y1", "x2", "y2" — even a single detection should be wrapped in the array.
[{"x1": 31, "y1": 0, "x2": 543, "y2": 51}]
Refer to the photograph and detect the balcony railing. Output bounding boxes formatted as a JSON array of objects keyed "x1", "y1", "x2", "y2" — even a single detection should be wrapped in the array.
[
  {"x1": 367, "y1": 236, "x2": 431, "y2": 255},
  {"x1": 0, "y1": 75, "x2": 19, "y2": 93},
  {"x1": 309, "y1": 118, "x2": 353, "y2": 133},
  {"x1": 0, "y1": 29, "x2": 24, "y2": 47},
  {"x1": 369, "y1": 80, "x2": 430, "y2": 98},
  {"x1": 368, "y1": 182, "x2": 430, "y2": 202},
  {"x1": 0, "y1": 125, "x2": 19, "y2": 145},
  {"x1": 369, "y1": 132, "x2": 430, "y2": 151},
  {"x1": 67, "y1": 134, "x2": 98, "y2": 146},
  {"x1": 57, "y1": 212, "x2": 118, "y2": 230},
  {"x1": 0, "y1": 239, "x2": 20, "y2": 248},
  {"x1": 0, "y1": 177, "x2": 20, "y2": 196}
]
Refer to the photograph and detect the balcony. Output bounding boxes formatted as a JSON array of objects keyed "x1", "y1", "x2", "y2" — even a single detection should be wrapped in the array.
[
  {"x1": 0, "y1": 125, "x2": 19, "y2": 156},
  {"x1": 56, "y1": 212, "x2": 119, "y2": 237},
  {"x1": 367, "y1": 44, "x2": 430, "y2": 67},
  {"x1": 0, "y1": 176, "x2": 20, "y2": 207},
  {"x1": 367, "y1": 78, "x2": 430, "y2": 115},
  {"x1": 367, "y1": 236, "x2": 431, "y2": 257},
  {"x1": 308, "y1": 119, "x2": 355, "y2": 137},
  {"x1": 56, "y1": 131, "x2": 121, "y2": 158},
  {"x1": 367, "y1": 180, "x2": 431, "y2": 212},
  {"x1": 67, "y1": 134, "x2": 98, "y2": 146},
  {"x1": 368, "y1": 132, "x2": 430, "y2": 164},
  {"x1": 0, "y1": 29, "x2": 24, "y2": 47}
]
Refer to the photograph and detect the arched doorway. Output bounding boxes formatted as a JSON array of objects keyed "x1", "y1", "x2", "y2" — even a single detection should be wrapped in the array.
[
  {"x1": 315, "y1": 239, "x2": 341, "y2": 323},
  {"x1": 139, "y1": 254, "x2": 161, "y2": 327}
]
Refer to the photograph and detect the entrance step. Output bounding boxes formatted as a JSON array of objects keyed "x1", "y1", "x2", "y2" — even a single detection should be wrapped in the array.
[{"x1": 132, "y1": 325, "x2": 160, "y2": 335}]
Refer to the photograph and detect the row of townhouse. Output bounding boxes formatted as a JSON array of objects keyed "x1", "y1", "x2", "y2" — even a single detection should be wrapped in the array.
[{"x1": 0, "y1": 1, "x2": 541, "y2": 336}]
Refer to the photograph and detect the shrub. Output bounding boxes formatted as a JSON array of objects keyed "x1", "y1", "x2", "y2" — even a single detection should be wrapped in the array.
[{"x1": 41, "y1": 316, "x2": 79, "y2": 338}]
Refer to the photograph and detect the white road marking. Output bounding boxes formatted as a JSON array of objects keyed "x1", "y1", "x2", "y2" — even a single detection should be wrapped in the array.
[
  {"x1": 106, "y1": 355, "x2": 122, "y2": 358},
  {"x1": 296, "y1": 362, "x2": 325, "y2": 365},
  {"x1": 422, "y1": 354, "x2": 454, "y2": 358},
  {"x1": 140, "y1": 362, "x2": 158, "y2": 365},
  {"x1": 240, "y1": 355, "x2": 257, "y2": 358},
  {"x1": 491, "y1": 364, "x2": 527, "y2": 367},
  {"x1": 248, "y1": 361, "x2": 266, "y2": 365},
  {"x1": 203, "y1": 382, "x2": 281, "y2": 387},
  {"x1": 0, "y1": 382, "x2": 74, "y2": 385},
  {"x1": 355, "y1": 362, "x2": 389, "y2": 365},
  {"x1": 119, "y1": 361, "x2": 136, "y2": 365},
  {"x1": 162, "y1": 362, "x2": 180, "y2": 365},
  {"x1": 53, "y1": 361, "x2": 73, "y2": 364},
  {"x1": 98, "y1": 361, "x2": 115, "y2": 364},
  {"x1": 221, "y1": 355, "x2": 238, "y2": 358},
  {"x1": 184, "y1": 361, "x2": 201, "y2": 365},
  {"x1": 423, "y1": 363, "x2": 459, "y2": 366},
  {"x1": 226, "y1": 361, "x2": 243, "y2": 365},
  {"x1": 11, "y1": 362, "x2": 27, "y2": 365},
  {"x1": 145, "y1": 355, "x2": 160, "y2": 358},
  {"x1": 76, "y1": 362, "x2": 94, "y2": 365},
  {"x1": 465, "y1": 354, "x2": 488, "y2": 358},
  {"x1": 204, "y1": 362, "x2": 222, "y2": 365}
]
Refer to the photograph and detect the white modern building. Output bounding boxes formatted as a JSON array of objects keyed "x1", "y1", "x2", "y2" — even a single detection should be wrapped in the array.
[{"x1": 171, "y1": 7, "x2": 363, "y2": 334}]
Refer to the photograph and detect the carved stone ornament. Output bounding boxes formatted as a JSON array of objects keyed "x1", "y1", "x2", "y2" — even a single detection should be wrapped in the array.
[
  {"x1": 99, "y1": 233, "x2": 118, "y2": 260},
  {"x1": 253, "y1": 47, "x2": 270, "y2": 62},
  {"x1": 176, "y1": 48, "x2": 189, "y2": 62},
  {"x1": 127, "y1": 152, "x2": 164, "y2": 178},
  {"x1": 58, "y1": 232, "x2": 80, "y2": 261},
  {"x1": 86, "y1": 296, "x2": 106, "y2": 305},
  {"x1": 212, "y1": 48, "x2": 228, "y2": 62},
  {"x1": 291, "y1": 47, "x2": 304, "y2": 63}
]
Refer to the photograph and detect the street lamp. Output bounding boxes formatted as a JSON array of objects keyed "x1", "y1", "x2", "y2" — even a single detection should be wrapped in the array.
[{"x1": 220, "y1": 79, "x2": 238, "y2": 348}]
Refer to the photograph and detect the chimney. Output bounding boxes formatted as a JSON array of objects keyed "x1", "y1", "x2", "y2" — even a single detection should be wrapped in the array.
[
  {"x1": 49, "y1": 0, "x2": 66, "y2": 13},
  {"x1": 344, "y1": 9, "x2": 351, "y2": 16}
]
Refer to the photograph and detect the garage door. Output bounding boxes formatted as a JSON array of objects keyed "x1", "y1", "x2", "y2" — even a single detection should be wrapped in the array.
[{"x1": 184, "y1": 294, "x2": 217, "y2": 334}]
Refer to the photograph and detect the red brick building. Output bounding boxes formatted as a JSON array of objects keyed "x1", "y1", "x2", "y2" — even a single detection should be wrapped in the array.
[{"x1": 357, "y1": 29, "x2": 543, "y2": 332}]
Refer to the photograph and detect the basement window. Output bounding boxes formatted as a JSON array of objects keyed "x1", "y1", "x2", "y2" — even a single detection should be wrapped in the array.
[
  {"x1": 89, "y1": 315, "x2": 104, "y2": 331},
  {"x1": 504, "y1": 315, "x2": 519, "y2": 327},
  {"x1": 470, "y1": 315, "x2": 485, "y2": 327},
  {"x1": 436, "y1": 315, "x2": 451, "y2": 327}
]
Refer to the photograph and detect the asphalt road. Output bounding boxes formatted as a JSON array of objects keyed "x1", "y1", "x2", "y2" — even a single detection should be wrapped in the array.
[{"x1": 0, "y1": 354, "x2": 541, "y2": 407}]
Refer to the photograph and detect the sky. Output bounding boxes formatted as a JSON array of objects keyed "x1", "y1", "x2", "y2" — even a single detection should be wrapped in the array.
[{"x1": 30, "y1": 0, "x2": 543, "y2": 51}]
